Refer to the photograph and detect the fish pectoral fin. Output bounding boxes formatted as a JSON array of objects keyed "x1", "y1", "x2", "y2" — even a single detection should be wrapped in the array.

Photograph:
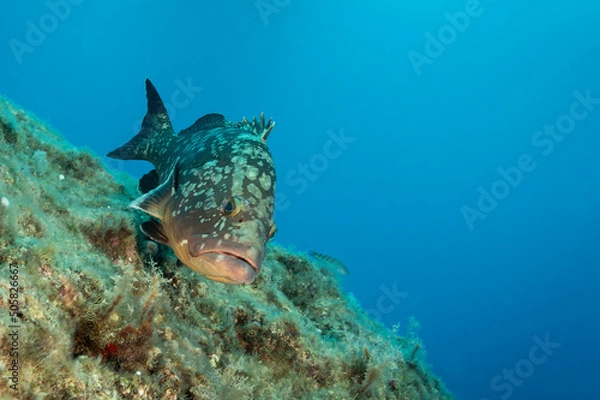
[
  {"x1": 268, "y1": 223, "x2": 277, "y2": 240},
  {"x1": 129, "y1": 163, "x2": 178, "y2": 219},
  {"x1": 140, "y1": 220, "x2": 169, "y2": 245}
]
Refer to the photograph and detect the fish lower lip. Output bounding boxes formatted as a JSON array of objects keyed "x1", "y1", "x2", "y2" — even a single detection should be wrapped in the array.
[
  {"x1": 187, "y1": 236, "x2": 261, "y2": 276},
  {"x1": 216, "y1": 251, "x2": 259, "y2": 274}
]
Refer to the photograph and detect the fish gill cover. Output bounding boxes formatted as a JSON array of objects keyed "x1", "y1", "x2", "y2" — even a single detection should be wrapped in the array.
[{"x1": 0, "y1": 98, "x2": 453, "y2": 399}]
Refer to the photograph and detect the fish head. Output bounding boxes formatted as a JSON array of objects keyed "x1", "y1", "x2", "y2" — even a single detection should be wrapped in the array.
[{"x1": 169, "y1": 133, "x2": 276, "y2": 284}]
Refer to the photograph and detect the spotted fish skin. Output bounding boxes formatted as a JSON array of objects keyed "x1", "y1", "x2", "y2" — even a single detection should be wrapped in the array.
[{"x1": 107, "y1": 79, "x2": 276, "y2": 284}]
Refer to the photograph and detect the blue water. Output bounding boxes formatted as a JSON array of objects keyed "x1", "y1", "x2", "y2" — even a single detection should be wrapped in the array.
[{"x1": 2, "y1": 1, "x2": 599, "y2": 398}]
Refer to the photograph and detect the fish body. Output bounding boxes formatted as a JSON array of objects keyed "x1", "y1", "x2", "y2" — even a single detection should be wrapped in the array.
[{"x1": 107, "y1": 79, "x2": 276, "y2": 284}]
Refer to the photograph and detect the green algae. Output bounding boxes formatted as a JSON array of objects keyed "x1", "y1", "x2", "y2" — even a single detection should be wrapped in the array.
[{"x1": 0, "y1": 97, "x2": 454, "y2": 400}]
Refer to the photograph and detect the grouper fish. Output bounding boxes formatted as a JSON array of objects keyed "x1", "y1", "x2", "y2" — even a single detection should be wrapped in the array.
[{"x1": 107, "y1": 79, "x2": 277, "y2": 284}]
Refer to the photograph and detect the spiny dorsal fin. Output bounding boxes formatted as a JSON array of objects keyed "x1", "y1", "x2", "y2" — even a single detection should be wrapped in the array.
[
  {"x1": 106, "y1": 79, "x2": 175, "y2": 161},
  {"x1": 179, "y1": 113, "x2": 226, "y2": 136},
  {"x1": 129, "y1": 161, "x2": 179, "y2": 220},
  {"x1": 235, "y1": 112, "x2": 275, "y2": 142}
]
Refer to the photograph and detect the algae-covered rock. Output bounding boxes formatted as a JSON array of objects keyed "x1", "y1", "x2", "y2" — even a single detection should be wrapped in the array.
[{"x1": 0, "y1": 97, "x2": 454, "y2": 400}]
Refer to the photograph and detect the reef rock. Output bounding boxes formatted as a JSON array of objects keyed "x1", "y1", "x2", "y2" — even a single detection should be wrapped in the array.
[{"x1": 0, "y1": 97, "x2": 453, "y2": 399}]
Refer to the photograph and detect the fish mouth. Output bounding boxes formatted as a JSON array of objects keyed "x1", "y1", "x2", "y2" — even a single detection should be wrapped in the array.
[
  {"x1": 211, "y1": 251, "x2": 259, "y2": 275},
  {"x1": 188, "y1": 236, "x2": 262, "y2": 284},
  {"x1": 200, "y1": 252, "x2": 258, "y2": 284}
]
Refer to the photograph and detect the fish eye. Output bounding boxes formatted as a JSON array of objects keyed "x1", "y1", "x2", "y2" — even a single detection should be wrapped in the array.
[{"x1": 221, "y1": 197, "x2": 241, "y2": 216}]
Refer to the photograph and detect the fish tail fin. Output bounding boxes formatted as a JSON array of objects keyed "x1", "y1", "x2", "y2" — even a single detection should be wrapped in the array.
[{"x1": 106, "y1": 79, "x2": 175, "y2": 161}]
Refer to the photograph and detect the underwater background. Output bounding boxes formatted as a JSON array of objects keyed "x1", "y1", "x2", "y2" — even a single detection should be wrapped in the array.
[{"x1": 1, "y1": 1, "x2": 598, "y2": 399}]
